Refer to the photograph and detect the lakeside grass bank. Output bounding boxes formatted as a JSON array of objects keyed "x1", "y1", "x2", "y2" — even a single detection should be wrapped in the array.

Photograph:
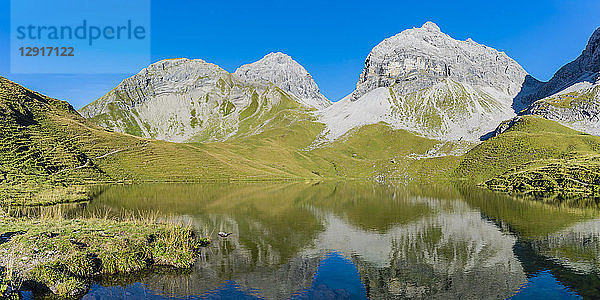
[{"x1": 0, "y1": 210, "x2": 210, "y2": 298}]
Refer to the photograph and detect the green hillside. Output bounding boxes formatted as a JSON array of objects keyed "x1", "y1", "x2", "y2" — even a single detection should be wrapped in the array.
[
  {"x1": 3, "y1": 75, "x2": 600, "y2": 205},
  {"x1": 0, "y1": 77, "x2": 328, "y2": 205},
  {"x1": 455, "y1": 116, "x2": 600, "y2": 198},
  {"x1": 0, "y1": 76, "x2": 110, "y2": 204},
  {"x1": 310, "y1": 123, "x2": 468, "y2": 182}
]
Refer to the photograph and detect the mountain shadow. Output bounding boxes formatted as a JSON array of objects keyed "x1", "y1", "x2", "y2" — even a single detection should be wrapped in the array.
[{"x1": 511, "y1": 74, "x2": 545, "y2": 114}]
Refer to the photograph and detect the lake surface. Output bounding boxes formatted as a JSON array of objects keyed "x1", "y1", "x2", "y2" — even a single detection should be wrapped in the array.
[{"x1": 30, "y1": 182, "x2": 600, "y2": 299}]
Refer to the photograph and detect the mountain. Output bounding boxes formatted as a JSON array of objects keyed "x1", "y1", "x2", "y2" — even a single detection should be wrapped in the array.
[
  {"x1": 519, "y1": 27, "x2": 600, "y2": 135},
  {"x1": 79, "y1": 54, "x2": 329, "y2": 143},
  {"x1": 318, "y1": 21, "x2": 537, "y2": 142},
  {"x1": 234, "y1": 52, "x2": 330, "y2": 109},
  {"x1": 532, "y1": 27, "x2": 600, "y2": 100},
  {"x1": 0, "y1": 75, "x2": 331, "y2": 204}
]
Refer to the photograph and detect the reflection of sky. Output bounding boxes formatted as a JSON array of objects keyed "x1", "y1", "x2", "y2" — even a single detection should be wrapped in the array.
[
  {"x1": 292, "y1": 251, "x2": 367, "y2": 300},
  {"x1": 73, "y1": 257, "x2": 584, "y2": 300},
  {"x1": 509, "y1": 271, "x2": 581, "y2": 300},
  {"x1": 77, "y1": 253, "x2": 367, "y2": 300}
]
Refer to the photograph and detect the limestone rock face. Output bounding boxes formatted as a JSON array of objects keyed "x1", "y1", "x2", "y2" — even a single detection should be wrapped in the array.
[
  {"x1": 79, "y1": 55, "x2": 325, "y2": 143},
  {"x1": 522, "y1": 83, "x2": 600, "y2": 135},
  {"x1": 80, "y1": 58, "x2": 244, "y2": 142},
  {"x1": 234, "y1": 52, "x2": 330, "y2": 109},
  {"x1": 533, "y1": 27, "x2": 600, "y2": 100},
  {"x1": 351, "y1": 21, "x2": 529, "y2": 101},
  {"x1": 319, "y1": 22, "x2": 533, "y2": 142},
  {"x1": 520, "y1": 27, "x2": 600, "y2": 136}
]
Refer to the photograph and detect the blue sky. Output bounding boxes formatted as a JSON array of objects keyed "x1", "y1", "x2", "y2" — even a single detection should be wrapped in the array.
[{"x1": 0, "y1": 0, "x2": 599, "y2": 109}]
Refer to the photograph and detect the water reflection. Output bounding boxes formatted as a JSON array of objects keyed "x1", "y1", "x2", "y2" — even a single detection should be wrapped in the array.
[{"x1": 13, "y1": 182, "x2": 600, "y2": 299}]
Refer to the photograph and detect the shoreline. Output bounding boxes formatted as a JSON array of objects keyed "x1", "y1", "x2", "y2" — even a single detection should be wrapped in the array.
[{"x1": 0, "y1": 215, "x2": 210, "y2": 298}]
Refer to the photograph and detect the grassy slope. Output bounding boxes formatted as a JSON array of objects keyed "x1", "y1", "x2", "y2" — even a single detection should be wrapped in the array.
[
  {"x1": 455, "y1": 115, "x2": 600, "y2": 198},
  {"x1": 531, "y1": 85, "x2": 599, "y2": 110},
  {"x1": 5, "y1": 75, "x2": 600, "y2": 203},
  {"x1": 455, "y1": 116, "x2": 600, "y2": 183},
  {"x1": 0, "y1": 76, "x2": 111, "y2": 204},
  {"x1": 204, "y1": 120, "x2": 468, "y2": 184},
  {"x1": 191, "y1": 86, "x2": 339, "y2": 180},
  {"x1": 310, "y1": 123, "x2": 466, "y2": 182},
  {"x1": 0, "y1": 77, "x2": 328, "y2": 205}
]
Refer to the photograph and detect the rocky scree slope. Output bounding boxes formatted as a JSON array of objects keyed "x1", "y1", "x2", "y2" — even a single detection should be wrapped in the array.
[
  {"x1": 519, "y1": 27, "x2": 600, "y2": 135},
  {"x1": 80, "y1": 54, "x2": 329, "y2": 143},
  {"x1": 318, "y1": 22, "x2": 537, "y2": 143}
]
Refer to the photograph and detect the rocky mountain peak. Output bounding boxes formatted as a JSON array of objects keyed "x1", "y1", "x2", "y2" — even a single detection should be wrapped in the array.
[
  {"x1": 585, "y1": 27, "x2": 600, "y2": 56},
  {"x1": 579, "y1": 26, "x2": 600, "y2": 80},
  {"x1": 532, "y1": 27, "x2": 600, "y2": 100},
  {"x1": 350, "y1": 22, "x2": 529, "y2": 101},
  {"x1": 317, "y1": 22, "x2": 534, "y2": 143},
  {"x1": 516, "y1": 27, "x2": 600, "y2": 137},
  {"x1": 261, "y1": 52, "x2": 294, "y2": 63},
  {"x1": 421, "y1": 21, "x2": 441, "y2": 32},
  {"x1": 79, "y1": 58, "x2": 229, "y2": 120},
  {"x1": 142, "y1": 58, "x2": 225, "y2": 76},
  {"x1": 234, "y1": 52, "x2": 330, "y2": 109}
]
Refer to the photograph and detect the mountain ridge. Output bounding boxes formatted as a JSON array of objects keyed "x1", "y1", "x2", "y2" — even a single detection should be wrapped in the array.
[
  {"x1": 234, "y1": 52, "x2": 331, "y2": 109},
  {"x1": 78, "y1": 22, "x2": 600, "y2": 146},
  {"x1": 517, "y1": 26, "x2": 600, "y2": 136},
  {"x1": 532, "y1": 27, "x2": 600, "y2": 101},
  {"x1": 6, "y1": 21, "x2": 600, "y2": 203},
  {"x1": 79, "y1": 54, "x2": 327, "y2": 143},
  {"x1": 351, "y1": 21, "x2": 529, "y2": 101},
  {"x1": 318, "y1": 21, "x2": 535, "y2": 143}
]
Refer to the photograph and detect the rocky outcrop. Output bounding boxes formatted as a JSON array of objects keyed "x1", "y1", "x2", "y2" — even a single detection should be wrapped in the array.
[
  {"x1": 318, "y1": 22, "x2": 533, "y2": 142},
  {"x1": 79, "y1": 55, "x2": 326, "y2": 143},
  {"x1": 522, "y1": 84, "x2": 600, "y2": 135},
  {"x1": 533, "y1": 27, "x2": 600, "y2": 101},
  {"x1": 490, "y1": 116, "x2": 524, "y2": 138},
  {"x1": 234, "y1": 52, "x2": 330, "y2": 109},
  {"x1": 351, "y1": 21, "x2": 529, "y2": 101},
  {"x1": 519, "y1": 27, "x2": 600, "y2": 135}
]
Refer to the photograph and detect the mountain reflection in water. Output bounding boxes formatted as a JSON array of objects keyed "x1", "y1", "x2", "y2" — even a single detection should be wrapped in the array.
[{"x1": 19, "y1": 182, "x2": 599, "y2": 299}]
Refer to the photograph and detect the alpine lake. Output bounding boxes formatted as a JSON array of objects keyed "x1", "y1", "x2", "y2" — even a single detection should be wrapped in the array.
[{"x1": 15, "y1": 182, "x2": 600, "y2": 299}]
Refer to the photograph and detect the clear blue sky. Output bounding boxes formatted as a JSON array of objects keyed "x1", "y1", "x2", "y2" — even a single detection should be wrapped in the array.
[{"x1": 0, "y1": 0, "x2": 599, "y2": 109}]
